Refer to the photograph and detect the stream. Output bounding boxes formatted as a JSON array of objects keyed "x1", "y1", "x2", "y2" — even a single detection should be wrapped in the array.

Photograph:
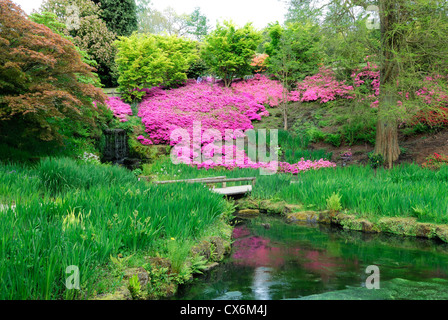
[{"x1": 174, "y1": 216, "x2": 448, "y2": 300}]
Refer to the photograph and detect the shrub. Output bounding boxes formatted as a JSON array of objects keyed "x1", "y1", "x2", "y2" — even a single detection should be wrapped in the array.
[
  {"x1": 326, "y1": 192, "x2": 342, "y2": 214},
  {"x1": 114, "y1": 34, "x2": 198, "y2": 102},
  {"x1": 368, "y1": 153, "x2": 385, "y2": 169},
  {"x1": 422, "y1": 153, "x2": 448, "y2": 170}
]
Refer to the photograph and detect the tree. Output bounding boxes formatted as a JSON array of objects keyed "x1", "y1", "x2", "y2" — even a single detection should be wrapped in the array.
[
  {"x1": 39, "y1": 0, "x2": 118, "y2": 87},
  {"x1": 288, "y1": 0, "x2": 448, "y2": 167},
  {"x1": 29, "y1": 11, "x2": 102, "y2": 88},
  {"x1": 202, "y1": 21, "x2": 261, "y2": 87},
  {"x1": 136, "y1": 3, "x2": 209, "y2": 40},
  {"x1": 186, "y1": 7, "x2": 210, "y2": 41},
  {"x1": 114, "y1": 33, "x2": 198, "y2": 101},
  {"x1": 265, "y1": 22, "x2": 322, "y2": 130},
  {"x1": 91, "y1": 0, "x2": 138, "y2": 36},
  {"x1": 0, "y1": 0, "x2": 106, "y2": 142}
]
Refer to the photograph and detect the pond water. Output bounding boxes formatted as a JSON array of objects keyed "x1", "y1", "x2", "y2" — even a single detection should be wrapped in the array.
[{"x1": 174, "y1": 216, "x2": 448, "y2": 300}]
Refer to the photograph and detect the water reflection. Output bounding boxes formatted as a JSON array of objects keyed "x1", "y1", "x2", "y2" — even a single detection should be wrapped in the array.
[
  {"x1": 174, "y1": 217, "x2": 448, "y2": 300},
  {"x1": 252, "y1": 267, "x2": 273, "y2": 300}
]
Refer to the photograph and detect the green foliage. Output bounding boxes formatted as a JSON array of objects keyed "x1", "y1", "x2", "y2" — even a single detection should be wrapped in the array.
[
  {"x1": 368, "y1": 153, "x2": 385, "y2": 170},
  {"x1": 28, "y1": 11, "x2": 66, "y2": 35},
  {"x1": 324, "y1": 133, "x2": 342, "y2": 147},
  {"x1": 114, "y1": 33, "x2": 198, "y2": 101},
  {"x1": 128, "y1": 274, "x2": 142, "y2": 299},
  {"x1": 186, "y1": 7, "x2": 210, "y2": 40},
  {"x1": 0, "y1": 158, "x2": 228, "y2": 299},
  {"x1": 37, "y1": 157, "x2": 136, "y2": 196},
  {"x1": 265, "y1": 21, "x2": 322, "y2": 88},
  {"x1": 326, "y1": 192, "x2": 342, "y2": 213},
  {"x1": 92, "y1": 0, "x2": 138, "y2": 36},
  {"x1": 342, "y1": 120, "x2": 376, "y2": 146},
  {"x1": 202, "y1": 21, "x2": 261, "y2": 87},
  {"x1": 39, "y1": 0, "x2": 118, "y2": 87}
]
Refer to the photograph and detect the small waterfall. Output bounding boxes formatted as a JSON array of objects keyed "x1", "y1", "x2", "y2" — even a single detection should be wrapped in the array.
[{"x1": 103, "y1": 129, "x2": 128, "y2": 164}]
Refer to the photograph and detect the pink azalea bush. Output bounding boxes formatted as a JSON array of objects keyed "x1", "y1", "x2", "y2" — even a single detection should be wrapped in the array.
[
  {"x1": 138, "y1": 80, "x2": 269, "y2": 145},
  {"x1": 289, "y1": 67, "x2": 355, "y2": 103},
  {"x1": 105, "y1": 96, "x2": 133, "y2": 122},
  {"x1": 232, "y1": 74, "x2": 285, "y2": 107},
  {"x1": 171, "y1": 141, "x2": 336, "y2": 174}
]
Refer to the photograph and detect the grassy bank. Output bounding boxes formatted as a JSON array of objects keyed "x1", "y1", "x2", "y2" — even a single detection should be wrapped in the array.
[
  {"x1": 0, "y1": 158, "x2": 233, "y2": 299},
  {"x1": 146, "y1": 157, "x2": 448, "y2": 225}
]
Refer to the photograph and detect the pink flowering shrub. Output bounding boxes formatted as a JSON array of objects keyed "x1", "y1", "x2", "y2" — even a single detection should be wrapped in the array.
[
  {"x1": 350, "y1": 58, "x2": 381, "y2": 108},
  {"x1": 105, "y1": 96, "x2": 133, "y2": 122},
  {"x1": 138, "y1": 80, "x2": 269, "y2": 145},
  {"x1": 289, "y1": 67, "x2": 355, "y2": 103},
  {"x1": 232, "y1": 74, "x2": 285, "y2": 107},
  {"x1": 171, "y1": 141, "x2": 336, "y2": 173}
]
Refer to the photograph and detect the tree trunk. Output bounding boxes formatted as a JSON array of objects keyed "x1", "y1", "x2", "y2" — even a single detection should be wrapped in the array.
[
  {"x1": 374, "y1": 0, "x2": 402, "y2": 168},
  {"x1": 374, "y1": 119, "x2": 400, "y2": 168},
  {"x1": 282, "y1": 88, "x2": 288, "y2": 130}
]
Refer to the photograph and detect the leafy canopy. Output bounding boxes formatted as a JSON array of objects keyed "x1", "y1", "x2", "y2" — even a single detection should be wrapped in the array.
[
  {"x1": 201, "y1": 21, "x2": 262, "y2": 87},
  {"x1": 114, "y1": 33, "x2": 198, "y2": 101},
  {"x1": 0, "y1": 0, "x2": 106, "y2": 142}
]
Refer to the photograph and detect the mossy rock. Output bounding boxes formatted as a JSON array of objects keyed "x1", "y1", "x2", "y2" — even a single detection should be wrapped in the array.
[
  {"x1": 147, "y1": 282, "x2": 177, "y2": 300},
  {"x1": 377, "y1": 217, "x2": 418, "y2": 236},
  {"x1": 209, "y1": 236, "x2": 231, "y2": 261},
  {"x1": 415, "y1": 223, "x2": 437, "y2": 239},
  {"x1": 286, "y1": 211, "x2": 319, "y2": 223},
  {"x1": 334, "y1": 214, "x2": 380, "y2": 233},
  {"x1": 237, "y1": 209, "x2": 260, "y2": 218},
  {"x1": 318, "y1": 210, "x2": 332, "y2": 224},
  {"x1": 435, "y1": 225, "x2": 448, "y2": 242},
  {"x1": 190, "y1": 240, "x2": 212, "y2": 260},
  {"x1": 123, "y1": 267, "x2": 150, "y2": 288},
  {"x1": 146, "y1": 256, "x2": 172, "y2": 273},
  {"x1": 93, "y1": 285, "x2": 132, "y2": 300}
]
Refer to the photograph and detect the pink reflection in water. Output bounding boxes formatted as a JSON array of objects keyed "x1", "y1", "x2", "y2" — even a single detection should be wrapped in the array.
[{"x1": 230, "y1": 225, "x2": 347, "y2": 283}]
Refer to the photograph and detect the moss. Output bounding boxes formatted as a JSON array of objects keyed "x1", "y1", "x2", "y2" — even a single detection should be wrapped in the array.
[
  {"x1": 237, "y1": 209, "x2": 260, "y2": 218},
  {"x1": 377, "y1": 217, "x2": 419, "y2": 237},
  {"x1": 285, "y1": 211, "x2": 319, "y2": 223}
]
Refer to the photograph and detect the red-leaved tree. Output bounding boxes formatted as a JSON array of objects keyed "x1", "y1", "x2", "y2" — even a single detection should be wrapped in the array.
[{"x1": 0, "y1": 0, "x2": 106, "y2": 141}]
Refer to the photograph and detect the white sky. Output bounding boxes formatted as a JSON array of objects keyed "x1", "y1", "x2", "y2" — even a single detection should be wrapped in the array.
[{"x1": 13, "y1": 0, "x2": 287, "y2": 30}]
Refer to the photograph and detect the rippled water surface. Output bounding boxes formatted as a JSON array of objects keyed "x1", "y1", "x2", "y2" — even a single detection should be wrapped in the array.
[{"x1": 174, "y1": 217, "x2": 448, "y2": 300}]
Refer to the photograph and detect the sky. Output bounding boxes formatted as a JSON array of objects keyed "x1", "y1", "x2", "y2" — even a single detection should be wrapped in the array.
[{"x1": 12, "y1": 0, "x2": 288, "y2": 30}]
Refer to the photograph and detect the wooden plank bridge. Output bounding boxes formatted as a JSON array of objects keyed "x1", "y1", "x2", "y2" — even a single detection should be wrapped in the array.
[{"x1": 149, "y1": 176, "x2": 256, "y2": 196}]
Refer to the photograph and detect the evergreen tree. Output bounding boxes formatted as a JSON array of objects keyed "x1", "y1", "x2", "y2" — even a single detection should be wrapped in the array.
[{"x1": 92, "y1": 0, "x2": 138, "y2": 36}]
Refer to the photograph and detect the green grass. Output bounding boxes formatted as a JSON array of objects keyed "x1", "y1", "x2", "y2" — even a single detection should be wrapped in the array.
[
  {"x1": 147, "y1": 157, "x2": 448, "y2": 224},
  {"x1": 0, "y1": 157, "x2": 229, "y2": 299}
]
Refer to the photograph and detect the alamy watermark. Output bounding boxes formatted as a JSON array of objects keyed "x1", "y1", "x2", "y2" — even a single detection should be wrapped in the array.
[
  {"x1": 365, "y1": 265, "x2": 380, "y2": 289},
  {"x1": 169, "y1": 121, "x2": 279, "y2": 175},
  {"x1": 366, "y1": 5, "x2": 380, "y2": 30},
  {"x1": 65, "y1": 265, "x2": 80, "y2": 290}
]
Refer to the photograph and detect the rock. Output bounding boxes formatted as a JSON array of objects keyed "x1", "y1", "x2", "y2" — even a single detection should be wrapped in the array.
[
  {"x1": 283, "y1": 204, "x2": 304, "y2": 214},
  {"x1": 360, "y1": 219, "x2": 379, "y2": 233},
  {"x1": 435, "y1": 225, "x2": 448, "y2": 243},
  {"x1": 237, "y1": 209, "x2": 260, "y2": 218},
  {"x1": 191, "y1": 240, "x2": 212, "y2": 260},
  {"x1": 93, "y1": 286, "x2": 132, "y2": 300},
  {"x1": 286, "y1": 211, "x2": 319, "y2": 223},
  {"x1": 209, "y1": 236, "x2": 229, "y2": 261},
  {"x1": 415, "y1": 223, "x2": 436, "y2": 239},
  {"x1": 318, "y1": 210, "x2": 332, "y2": 224},
  {"x1": 123, "y1": 267, "x2": 149, "y2": 288},
  {"x1": 202, "y1": 262, "x2": 219, "y2": 272},
  {"x1": 377, "y1": 217, "x2": 418, "y2": 236},
  {"x1": 146, "y1": 256, "x2": 172, "y2": 272}
]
